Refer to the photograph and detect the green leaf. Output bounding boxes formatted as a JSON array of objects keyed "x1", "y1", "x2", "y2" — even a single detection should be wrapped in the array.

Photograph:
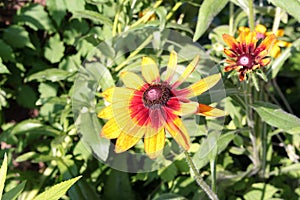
[
  {"x1": 2, "y1": 181, "x2": 26, "y2": 200},
  {"x1": 229, "y1": 0, "x2": 249, "y2": 14},
  {"x1": 16, "y1": 4, "x2": 54, "y2": 31},
  {"x1": 16, "y1": 85, "x2": 37, "y2": 109},
  {"x1": 0, "y1": 39, "x2": 15, "y2": 62},
  {"x1": 153, "y1": 193, "x2": 187, "y2": 200},
  {"x1": 193, "y1": 0, "x2": 229, "y2": 41},
  {"x1": 64, "y1": 0, "x2": 85, "y2": 13},
  {"x1": 44, "y1": 34, "x2": 65, "y2": 63},
  {"x1": 0, "y1": 58, "x2": 10, "y2": 74},
  {"x1": 3, "y1": 25, "x2": 34, "y2": 49},
  {"x1": 269, "y1": 0, "x2": 300, "y2": 22},
  {"x1": 32, "y1": 176, "x2": 81, "y2": 200},
  {"x1": 72, "y1": 10, "x2": 113, "y2": 26},
  {"x1": 252, "y1": 101, "x2": 300, "y2": 134},
  {"x1": 244, "y1": 183, "x2": 279, "y2": 200},
  {"x1": 46, "y1": 0, "x2": 67, "y2": 26},
  {"x1": 0, "y1": 154, "x2": 8, "y2": 200},
  {"x1": 158, "y1": 163, "x2": 178, "y2": 182},
  {"x1": 26, "y1": 69, "x2": 72, "y2": 82}
]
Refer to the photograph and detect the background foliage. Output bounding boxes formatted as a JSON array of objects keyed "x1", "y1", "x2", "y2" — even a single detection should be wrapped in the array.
[{"x1": 0, "y1": 0, "x2": 299, "y2": 199}]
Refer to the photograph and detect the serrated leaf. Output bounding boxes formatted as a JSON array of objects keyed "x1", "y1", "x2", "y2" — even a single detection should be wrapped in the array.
[
  {"x1": 27, "y1": 69, "x2": 72, "y2": 82},
  {"x1": 269, "y1": 0, "x2": 300, "y2": 22},
  {"x1": 252, "y1": 101, "x2": 300, "y2": 134},
  {"x1": 16, "y1": 4, "x2": 54, "y2": 31},
  {"x1": 32, "y1": 176, "x2": 81, "y2": 200},
  {"x1": 72, "y1": 10, "x2": 113, "y2": 26},
  {"x1": 46, "y1": 0, "x2": 67, "y2": 26},
  {"x1": 193, "y1": 0, "x2": 229, "y2": 41},
  {"x1": 2, "y1": 181, "x2": 26, "y2": 200},
  {"x1": 44, "y1": 34, "x2": 65, "y2": 63},
  {"x1": 0, "y1": 154, "x2": 8, "y2": 200},
  {"x1": 3, "y1": 25, "x2": 34, "y2": 49}
]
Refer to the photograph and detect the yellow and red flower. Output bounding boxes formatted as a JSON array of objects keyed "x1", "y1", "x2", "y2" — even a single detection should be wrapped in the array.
[
  {"x1": 239, "y1": 24, "x2": 291, "y2": 58},
  {"x1": 222, "y1": 31, "x2": 276, "y2": 81},
  {"x1": 98, "y1": 51, "x2": 225, "y2": 159}
]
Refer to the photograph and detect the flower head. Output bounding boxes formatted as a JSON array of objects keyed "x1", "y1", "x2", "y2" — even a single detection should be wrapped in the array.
[
  {"x1": 98, "y1": 51, "x2": 225, "y2": 159},
  {"x1": 239, "y1": 24, "x2": 291, "y2": 58},
  {"x1": 222, "y1": 30, "x2": 276, "y2": 81}
]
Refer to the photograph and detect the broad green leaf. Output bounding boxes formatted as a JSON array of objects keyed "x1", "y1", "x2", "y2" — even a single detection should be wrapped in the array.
[
  {"x1": 269, "y1": 0, "x2": 300, "y2": 22},
  {"x1": 16, "y1": 4, "x2": 54, "y2": 31},
  {"x1": 3, "y1": 25, "x2": 34, "y2": 49},
  {"x1": 44, "y1": 34, "x2": 65, "y2": 63},
  {"x1": 2, "y1": 181, "x2": 26, "y2": 200},
  {"x1": 193, "y1": 0, "x2": 229, "y2": 41},
  {"x1": 64, "y1": 0, "x2": 85, "y2": 13},
  {"x1": 26, "y1": 69, "x2": 72, "y2": 82},
  {"x1": 32, "y1": 176, "x2": 81, "y2": 200},
  {"x1": 0, "y1": 39, "x2": 15, "y2": 62},
  {"x1": 158, "y1": 163, "x2": 178, "y2": 182},
  {"x1": 230, "y1": 0, "x2": 249, "y2": 14},
  {"x1": 252, "y1": 101, "x2": 300, "y2": 134},
  {"x1": 0, "y1": 58, "x2": 10, "y2": 74},
  {"x1": 46, "y1": 0, "x2": 67, "y2": 26},
  {"x1": 72, "y1": 10, "x2": 113, "y2": 26},
  {"x1": 16, "y1": 85, "x2": 37, "y2": 109},
  {"x1": 244, "y1": 183, "x2": 279, "y2": 200},
  {"x1": 0, "y1": 154, "x2": 7, "y2": 200}
]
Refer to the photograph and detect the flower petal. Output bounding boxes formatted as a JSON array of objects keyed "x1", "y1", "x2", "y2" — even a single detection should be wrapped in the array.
[
  {"x1": 165, "y1": 116, "x2": 190, "y2": 150},
  {"x1": 255, "y1": 34, "x2": 276, "y2": 54},
  {"x1": 169, "y1": 101, "x2": 198, "y2": 116},
  {"x1": 165, "y1": 51, "x2": 178, "y2": 83},
  {"x1": 176, "y1": 73, "x2": 221, "y2": 99},
  {"x1": 101, "y1": 87, "x2": 115, "y2": 103},
  {"x1": 224, "y1": 64, "x2": 237, "y2": 72},
  {"x1": 270, "y1": 45, "x2": 281, "y2": 58},
  {"x1": 172, "y1": 55, "x2": 200, "y2": 88},
  {"x1": 141, "y1": 56, "x2": 160, "y2": 84},
  {"x1": 259, "y1": 57, "x2": 271, "y2": 66},
  {"x1": 144, "y1": 128, "x2": 165, "y2": 159},
  {"x1": 222, "y1": 34, "x2": 239, "y2": 50},
  {"x1": 120, "y1": 71, "x2": 145, "y2": 89},
  {"x1": 115, "y1": 130, "x2": 144, "y2": 153},
  {"x1": 255, "y1": 24, "x2": 267, "y2": 34},
  {"x1": 197, "y1": 104, "x2": 227, "y2": 117},
  {"x1": 101, "y1": 118, "x2": 121, "y2": 139},
  {"x1": 224, "y1": 48, "x2": 237, "y2": 58},
  {"x1": 98, "y1": 105, "x2": 113, "y2": 119}
]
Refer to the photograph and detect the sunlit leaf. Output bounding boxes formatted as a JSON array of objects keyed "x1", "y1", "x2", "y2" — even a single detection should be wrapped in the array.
[
  {"x1": 3, "y1": 25, "x2": 34, "y2": 49},
  {"x1": 32, "y1": 176, "x2": 81, "y2": 200},
  {"x1": 46, "y1": 0, "x2": 67, "y2": 26},
  {"x1": 26, "y1": 69, "x2": 72, "y2": 82},
  {"x1": 269, "y1": 0, "x2": 300, "y2": 22},
  {"x1": 252, "y1": 101, "x2": 300, "y2": 135},
  {"x1": 44, "y1": 34, "x2": 65, "y2": 63},
  {"x1": 193, "y1": 0, "x2": 229, "y2": 41},
  {"x1": 0, "y1": 154, "x2": 7, "y2": 200},
  {"x1": 2, "y1": 181, "x2": 26, "y2": 200},
  {"x1": 72, "y1": 10, "x2": 113, "y2": 26}
]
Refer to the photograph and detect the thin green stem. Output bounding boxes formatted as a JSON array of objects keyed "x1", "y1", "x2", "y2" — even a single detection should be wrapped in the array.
[
  {"x1": 229, "y1": 2, "x2": 234, "y2": 35},
  {"x1": 272, "y1": 7, "x2": 281, "y2": 33},
  {"x1": 210, "y1": 158, "x2": 217, "y2": 193},
  {"x1": 184, "y1": 151, "x2": 219, "y2": 200},
  {"x1": 166, "y1": 1, "x2": 183, "y2": 21},
  {"x1": 272, "y1": 78, "x2": 294, "y2": 114},
  {"x1": 248, "y1": 0, "x2": 255, "y2": 31}
]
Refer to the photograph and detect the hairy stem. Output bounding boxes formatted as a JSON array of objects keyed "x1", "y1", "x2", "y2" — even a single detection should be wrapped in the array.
[
  {"x1": 248, "y1": 0, "x2": 255, "y2": 31},
  {"x1": 184, "y1": 151, "x2": 219, "y2": 200}
]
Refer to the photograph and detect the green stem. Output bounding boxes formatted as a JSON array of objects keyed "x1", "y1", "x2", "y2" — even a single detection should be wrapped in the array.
[
  {"x1": 166, "y1": 1, "x2": 183, "y2": 21},
  {"x1": 229, "y1": 2, "x2": 234, "y2": 35},
  {"x1": 184, "y1": 151, "x2": 219, "y2": 200},
  {"x1": 272, "y1": 7, "x2": 281, "y2": 33},
  {"x1": 210, "y1": 158, "x2": 217, "y2": 193},
  {"x1": 248, "y1": 0, "x2": 255, "y2": 31}
]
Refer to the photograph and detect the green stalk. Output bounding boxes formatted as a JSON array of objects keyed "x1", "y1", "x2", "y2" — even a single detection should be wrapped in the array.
[
  {"x1": 184, "y1": 151, "x2": 219, "y2": 200},
  {"x1": 166, "y1": 1, "x2": 183, "y2": 21},
  {"x1": 272, "y1": 7, "x2": 281, "y2": 34},
  {"x1": 210, "y1": 158, "x2": 217, "y2": 193},
  {"x1": 229, "y1": 2, "x2": 234, "y2": 35},
  {"x1": 248, "y1": 0, "x2": 255, "y2": 31}
]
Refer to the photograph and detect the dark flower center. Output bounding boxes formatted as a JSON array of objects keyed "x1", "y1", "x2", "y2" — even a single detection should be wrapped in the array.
[
  {"x1": 237, "y1": 54, "x2": 255, "y2": 69},
  {"x1": 143, "y1": 84, "x2": 172, "y2": 108}
]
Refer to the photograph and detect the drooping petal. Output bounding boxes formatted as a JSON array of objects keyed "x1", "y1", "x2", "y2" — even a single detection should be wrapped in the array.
[
  {"x1": 238, "y1": 69, "x2": 246, "y2": 81},
  {"x1": 259, "y1": 57, "x2": 271, "y2": 67},
  {"x1": 141, "y1": 56, "x2": 160, "y2": 84},
  {"x1": 224, "y1": 48, "x2": 237, "y2": 58},
  {"x1": 101, "y1": 118, "x2": 121, "y2": 139},
  {"x1": 222, "y1": 34, "x2": 239, "y2": 50},
  {"x1": 164, "y1": 51, "x2": 178, "y2": 83},
  {"x1": 98, "y1": 105, "x2": 113, "y2": 119},
  {"x1": 276, "y1": 40, "x2": 291, "y2": 47},
  {"x1": 255, "y1": 24, "x2": 267, "y2": 34},
  {"x1": 144, "y1": 128, "x2": 165, "y2": 159},
  {"x1": 171, "y1": 55, "x2": 200, "y2": 89},
  {"x1": 120, "y1": 71, "x2": 146, "y2": 89},
  {"x1": 115, "y1": 130, "x2": 144, "y2": 153},
  {"x1": 224, "y1": 64, "x2": 237, "y2": 72},
  {"x1": 176, "y1": 73, "x2": 221, "y2": 99},
  {"x1": 197, "y1": 104, "x2": 227, "y2": 117},
  {"x1": 165, "y1": 115, "x2": 190, "y2": 150}
]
